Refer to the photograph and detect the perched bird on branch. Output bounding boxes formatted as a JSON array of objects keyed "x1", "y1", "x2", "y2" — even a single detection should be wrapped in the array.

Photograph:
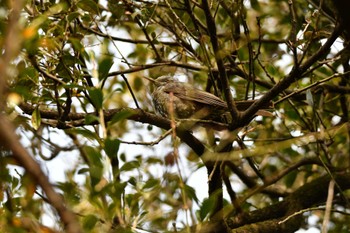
[{"x1": 145, "y1": 75, "x2": 273, "y2": 122}]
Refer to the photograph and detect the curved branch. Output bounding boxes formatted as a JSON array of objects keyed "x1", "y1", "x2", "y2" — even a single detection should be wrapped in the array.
[{"x1": 18, "y1": 103, "x2": 206, "y2": 156}]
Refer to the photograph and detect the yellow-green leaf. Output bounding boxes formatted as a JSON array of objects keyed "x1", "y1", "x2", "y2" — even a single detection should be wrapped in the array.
[{"x1": 31, "y1": 107, "x2": 41, "y2": 130}]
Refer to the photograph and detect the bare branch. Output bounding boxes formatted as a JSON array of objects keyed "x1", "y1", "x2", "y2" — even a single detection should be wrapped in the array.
[
  {"x1": 201, "y1": 0, "x2": 240, "y2": 128},
  {"x1": 241, "y1": 23, "x2": 343, "y2": 126}
]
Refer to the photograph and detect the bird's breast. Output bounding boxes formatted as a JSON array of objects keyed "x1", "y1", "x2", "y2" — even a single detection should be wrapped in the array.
[{"x1": 152, "y1": 87, "x2": 196, "y2": 118}]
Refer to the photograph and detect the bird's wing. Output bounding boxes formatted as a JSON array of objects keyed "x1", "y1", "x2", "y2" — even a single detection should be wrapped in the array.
[
  {"x1": 162, "y1": 83, "x2": 274, "y2": 115},
  {"x1": 163, "y1": 83, "x2": 228, "y2": 108}
]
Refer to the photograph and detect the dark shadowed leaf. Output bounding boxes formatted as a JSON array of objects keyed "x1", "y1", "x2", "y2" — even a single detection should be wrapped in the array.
[
  {"x1": 82, "y1": 214, "x2": 99, "y2": 230},
  {"x1": 98, "y1": 57, "x2": 114, "y2": 81},
  {"x1": 88, "y1": 88, "x2": 103, "y2": 110},
  {"x1": 104, "y1": 138, "x2": 120, "y2": 160}
]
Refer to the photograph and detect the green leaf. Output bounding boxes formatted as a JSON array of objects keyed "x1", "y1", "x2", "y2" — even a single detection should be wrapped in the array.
[
  {"x1": 113, "y1": 181, "x2": 127, "y2": 198},
  {"x1": 67, "y1": 12, "x2": 80, "y2": 22},
  {"x1": 128, "y1": 177, "x2": 137, "y2": 186},
  {"x1": 85, "y1": 114, "x2": 99, "y2": 125},
  {"x1": 84, "y1": 146, "x2": 103, "y2": 168},
  {"x1": 84, "y1": 146, "x2": 103, "y2": 187},
  {"x1": 98, "y1": 57, "x2": 113, "y2": 81},
  {"x1": 120, "y1": 153, "x2": 126, "y2": 162},
  {"x1": 285, "y1": 170, "x2": 298, "y2": 188},
  {"x1": 31, "y1": 107, "x2": 41, "y2": 130},
  {"x1": 108, "y1": 109, "x2": 135, "y2": 127},
  {"x1": 77, "y1": 0, "x2": 100, "y2": 15},
  {"x1": 151, "y1": 31, "x2": 156, "y2": 39},
  {"x1": 250, "y1": 0, "x2": 261, "y2": 10},
  {"x1": 143, "y1": 178, "x2": 160, "y2": 190},
  {"x1": 82, "y1": 214, "x2": 99, "y2": 230},
  {"x1": 65, "y1": 128, "x2": 98, "y2": 141},
  {"x1": 68, "y1": 37, "x2": 85, "y2": 53},
  {"x1": 120, "y1": 160, "x2": 141, "y2": 172},
  {"x1": 145, "y1": 157, "x2": 163, "y2": 164},
  {"x1": 198, "y1": 198, "x2": 215, "y2": 221},
  {"x1": 184, "y1": 184, "x2": 199, "y2": 203},
  {"x1": 108, "y1": 2, "x2": 126, "y2": 19},
  {"x1": 104, "y1": 138, "x2": 120, "y2": 160},
  {"x1": 88, "y1": 88, "x2": 103, "y2": 110},
  {"x1": 77, "y1": 167, "x2": 89, "y2": 174}
]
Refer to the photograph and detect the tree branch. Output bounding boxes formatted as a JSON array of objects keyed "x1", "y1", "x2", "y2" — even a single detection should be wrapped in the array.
[
  {"x1": 241, "y1": 22, "x2": 343, "y2": 126},
  {"x1": 201, "y1": 0, "x2": 240, "y2": 128},
  {"x1": 0, "y1": 1, "x2": 81, "y2": 232},
  {"x1": 0, "y1": 116, "x2": 82, "y2": 233},
  {"x1": 18, "y1": 103, "x2": 206, "y2": 156},
  {"x1": 228, "y1": 173, "x2": 350, "y2": 233}
]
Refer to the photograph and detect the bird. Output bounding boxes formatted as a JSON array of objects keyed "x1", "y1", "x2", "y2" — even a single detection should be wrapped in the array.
[{"x1": 145, "y1": 75, "x2": 273, "y2": 122}]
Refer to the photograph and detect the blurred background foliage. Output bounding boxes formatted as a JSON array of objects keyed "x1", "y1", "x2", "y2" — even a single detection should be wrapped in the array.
[{"x1": 1, "y1": 0, "x2": 350, "y2": 232}]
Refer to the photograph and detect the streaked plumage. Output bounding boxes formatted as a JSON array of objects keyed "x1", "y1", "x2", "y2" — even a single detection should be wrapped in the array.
[
  {"x1": 150, "y1": 75, "x2": 226, "y2": 119},
  {"x1": 148, "y1": 75, "x2": 273, "y2": 120}
]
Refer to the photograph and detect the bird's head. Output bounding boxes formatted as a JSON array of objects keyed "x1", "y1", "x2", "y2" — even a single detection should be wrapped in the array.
[{"x1": 144, "y1": 75, "x2": 177, "y2": 87}]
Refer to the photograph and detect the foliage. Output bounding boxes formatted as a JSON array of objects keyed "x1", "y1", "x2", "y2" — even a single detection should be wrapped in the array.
[{"x1": 1, "y1": 0, "x2": 350, "y2": 233}]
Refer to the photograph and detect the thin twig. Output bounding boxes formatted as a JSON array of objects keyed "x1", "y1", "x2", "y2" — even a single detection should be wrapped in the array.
[
  {"x1": 288, "y1": 0, "x2": 299, "y2": 68},
  {"x1": 201, "y1": 0, "x2": 239, "y2": 127},
  {"x1": 275, "y1": 72, "x2": 349, "y2": 104},
  {"x1": 241, "y1": 22, "x2": 342, "y2": 126},
  {"x1": 29, "y1": 55, "x2": 66, "y2": 85},
  {"x1": 322, "y1": 179, "x2": 335, "y2": 233},
  {"x1": 121, "y1": 73, "x2": 140, "y2": 109},
  {"x1": 119, "y1": 129, "x2": 172, "y2": 145},
  {"x1": 240, "y1": 5, "x2": 256, "y2": 100},
  {"x1": 122, "y1": 0, "x2": 161, "y2": 61},
  {"x1": 78, "y1": 20, "x2": 181, "y2": 46}
]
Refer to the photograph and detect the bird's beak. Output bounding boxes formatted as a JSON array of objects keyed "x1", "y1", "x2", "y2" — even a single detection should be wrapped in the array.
[{"x1": 142, "y1": 76, "x2": 156, "y2": 83}]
